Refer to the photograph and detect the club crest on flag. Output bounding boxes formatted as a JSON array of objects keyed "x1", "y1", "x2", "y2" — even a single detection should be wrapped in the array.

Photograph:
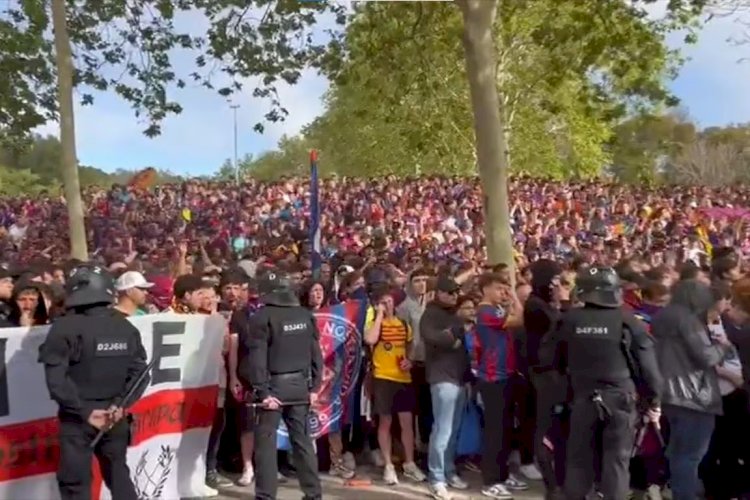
[
  {"x1": 277, "y1": 301, "x2": 365, "y2": 445},
  {"x1": 133, "y1": 446, "x2": 175, "y2": 499}
]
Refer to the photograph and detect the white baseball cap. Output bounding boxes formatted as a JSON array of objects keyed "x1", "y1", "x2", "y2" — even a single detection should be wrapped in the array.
[
  {"x1": 115, "y1": 271, "x2": 154, "y2": 292},
  {"x1": 238, "y1": 259, "x2": 258, "y2": 278}
]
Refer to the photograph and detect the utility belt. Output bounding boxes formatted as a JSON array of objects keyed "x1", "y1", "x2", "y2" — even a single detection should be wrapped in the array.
[
  {"x1": 530, "y1": 365, "x2": 555, "y2": 375},
  {"x1": 269, "y1": 371, "x2": 310, "y2": 402},
  {"x1": 60, "y1": 397, "x2": 116, "y2": 420},
  {"x1": 60, "y1": 403, "x2": 136, "y2": 445},
  {"x1": 578, "y1": 386, "x2": 634, "y2": 422}
]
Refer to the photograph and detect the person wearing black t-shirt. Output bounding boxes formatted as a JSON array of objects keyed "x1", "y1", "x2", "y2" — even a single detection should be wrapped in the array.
[{"x1": 228, "y1": 292, "x2": 264, "y2": 486}]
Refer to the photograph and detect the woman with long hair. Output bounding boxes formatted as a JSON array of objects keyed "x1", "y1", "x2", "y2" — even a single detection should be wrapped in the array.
[{"x1": 8, "y1": 280, "x2": 49, "y2": 327}]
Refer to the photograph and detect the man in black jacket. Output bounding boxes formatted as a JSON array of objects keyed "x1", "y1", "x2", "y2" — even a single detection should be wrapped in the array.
[
  {"x1": 523, "y1": 259, "x2": 568, "y2": 499},
  {"x1": 420, "y1": 275, "x2": 471, "y2": 500},
  {"x1": 652, "y1": 279, "x2": 733, "y2": 500}
]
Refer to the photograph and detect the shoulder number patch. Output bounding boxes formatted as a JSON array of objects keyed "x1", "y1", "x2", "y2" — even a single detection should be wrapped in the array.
[
  {"x1": 95, "y1": 340, "x2": 130, "y2": 356},
  {"x1": 282, "y1": 322, "x2": 307, "y2": 333}
]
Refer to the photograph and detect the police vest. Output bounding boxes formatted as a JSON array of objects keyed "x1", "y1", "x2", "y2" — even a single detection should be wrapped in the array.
[
  {"x1": 262, "y1": 306, "x2": 316, "y2": 376},
  {"x1": 562, "y1": 308, "x2": 632, "y2": 392},
  {"x1": 66, "y1": 314, "x2": 137, "y2": 401}
]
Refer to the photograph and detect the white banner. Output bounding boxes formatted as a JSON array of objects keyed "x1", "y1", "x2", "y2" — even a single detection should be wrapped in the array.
[{"x1": 0, "y1": 313, "x2": 225, "y2": 500}]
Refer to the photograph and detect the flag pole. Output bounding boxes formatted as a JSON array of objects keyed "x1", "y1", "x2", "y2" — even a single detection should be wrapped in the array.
[{"x1": 310, "y1": 150, "x2": 321, "y2": 280}]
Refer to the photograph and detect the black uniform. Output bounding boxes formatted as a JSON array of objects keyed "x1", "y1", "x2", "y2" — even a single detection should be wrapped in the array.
[
  {"x1": 38, "y1": 265, "x2": 148, "y2": 500},
  {"x1": 551, "y1": 266, "x2": 662, "y2": 500},
  {"x1": 524, "y1": 259, "x2": 569, "y2": 500},
  {"x1": 239, "y1": 270, "x2": 323, "y2": 500}
]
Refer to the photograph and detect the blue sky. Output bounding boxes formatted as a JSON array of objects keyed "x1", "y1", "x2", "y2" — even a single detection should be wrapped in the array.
[{"x1": 35, "y1": 6, "x2": 750, "y2": 177}]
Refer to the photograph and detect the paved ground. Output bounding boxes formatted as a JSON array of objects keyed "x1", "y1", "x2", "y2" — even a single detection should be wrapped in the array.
[{"x1": 210, "y1": 465, "x2": 546, "y2": 499}]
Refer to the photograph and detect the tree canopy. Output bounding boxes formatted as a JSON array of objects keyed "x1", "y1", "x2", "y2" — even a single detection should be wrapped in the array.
[
  {"x1": 0, "y1": 0, "x2": 719, "y2": 265},
  {"x1": 0, "y1": 0, "x2": 346, "y2": 144},
  {"x1": 0, "y1": 0, "x2": 346, "y2": 257},
  {"x1": 246, "y1": 0, "x2": 701, "y2": 179}
]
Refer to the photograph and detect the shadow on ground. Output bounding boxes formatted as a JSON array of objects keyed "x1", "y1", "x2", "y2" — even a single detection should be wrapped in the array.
[{"x1": 204, "y1": 465, "x2": 546, "y2": 500}]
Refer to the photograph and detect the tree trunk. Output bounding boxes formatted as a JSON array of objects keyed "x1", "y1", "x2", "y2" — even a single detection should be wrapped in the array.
[
  {"x1": 51, "y1": 0, "x2": 88, "y2": 260},
  {"x1": 456, "y1": 0, "x2": 514, "y2": 271}
]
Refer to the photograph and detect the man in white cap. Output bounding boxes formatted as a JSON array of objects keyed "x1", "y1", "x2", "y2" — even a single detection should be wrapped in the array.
[{"x1": 114, "y1": 271, "x2": 154, "y2": 316}]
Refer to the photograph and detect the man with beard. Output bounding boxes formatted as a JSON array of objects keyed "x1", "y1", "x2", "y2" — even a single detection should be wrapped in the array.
[
  {"x1": 205, "y1": 269, "x2": 248, "y2": 489},
  {"x1": 523, "y1": 259, "x2": 569, "y2": 500},
  {"x1": 113, "y1": 271, "x2": 154, "y2": 317},
  {"x1": 420, "y1": 275, "x2": 470, "y2": 500},
  {"x1": 219, "y1": 269, "x2": 246, "y2": 312}
]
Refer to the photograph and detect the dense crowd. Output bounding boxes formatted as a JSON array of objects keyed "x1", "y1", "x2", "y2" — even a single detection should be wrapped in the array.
[
  {"x1": 3, "y1": 177, "x2": 750, "y2": 273},
  {"x1": 2, "y1": 176, "x2": 750, "y2": 500}
]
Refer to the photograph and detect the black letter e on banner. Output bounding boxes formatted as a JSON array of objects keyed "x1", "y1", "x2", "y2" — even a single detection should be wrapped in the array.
[{"x1": 151, "y1": 322, "x2": 185, "y2": 385}]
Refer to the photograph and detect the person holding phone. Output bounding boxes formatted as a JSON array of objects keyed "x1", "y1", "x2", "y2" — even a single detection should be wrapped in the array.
[{"x1": 364, "y1": 286, "x2": 426, "y2": 486}]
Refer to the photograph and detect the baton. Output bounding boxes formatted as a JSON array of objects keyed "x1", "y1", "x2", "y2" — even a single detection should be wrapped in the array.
[
  {"x1": 90, "y1": 357, "x2": 156, "y2": 448},
  {"x1": 653, "y1": 421, "x2": 665, "y2": 448},
  {"x1": 631, "y1": 416, "x2": 665, "y2": 457},
  {"x1": 631, "y1": 417, "x2": 648, "y2": 458},
  {"x1": 248, "y1": 400, "x2": 310, "y2": 408}
]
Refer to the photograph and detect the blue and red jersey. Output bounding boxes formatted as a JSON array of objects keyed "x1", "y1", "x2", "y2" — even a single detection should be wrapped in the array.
[
  {"x1": 623, "y1": 289, "x2": 642, "y2": 311},
  {"x1": 467, "y1": 304, "x2": 517, "y2": 383},
  {"x1": 633, "y1": 303, "x2": 662, "y2": 334}
]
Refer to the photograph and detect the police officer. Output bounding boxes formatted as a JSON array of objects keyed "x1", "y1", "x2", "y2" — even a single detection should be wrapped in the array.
[
  {"x1": 551, "y1": 266, "x2": 662, "y2": 500},
  {"x1": 38, "y1": 264, "x2": 148, "y2": 500},
  {"x1": 239, "y1": 269, "x2": 323, "y2": 500}
]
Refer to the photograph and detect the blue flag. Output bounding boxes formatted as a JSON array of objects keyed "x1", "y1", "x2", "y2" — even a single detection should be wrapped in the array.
[{"x1": 310, "y1": 150, "x2": 321, "y2": 280}]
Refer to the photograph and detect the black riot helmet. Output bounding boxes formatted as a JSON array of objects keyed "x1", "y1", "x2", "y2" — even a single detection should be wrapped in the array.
[
  {"x1": 575, "y1": 266, "x2": 623, "y2": 308},
  {"x1": 65, "y1": 264, "x2": 116, "y2": 309},
  {"x1": 257, "y1": 269, "x2": 299, "y2": 307}
]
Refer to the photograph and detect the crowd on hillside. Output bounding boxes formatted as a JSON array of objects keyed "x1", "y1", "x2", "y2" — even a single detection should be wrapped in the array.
[
  {"x1": 2, "y1": 176, "x2": 750, "y2": 499},
  {"x1": 2, "y1": 177, "x2": 750, "y2": 275}
]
